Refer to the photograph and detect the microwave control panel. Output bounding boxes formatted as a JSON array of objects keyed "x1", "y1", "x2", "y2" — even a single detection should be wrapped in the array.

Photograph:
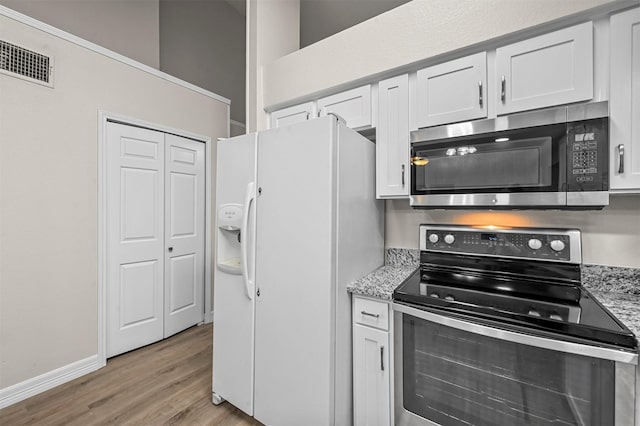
[{"x1": 567, "y1": 117, "x2": 608, "y2": 192}]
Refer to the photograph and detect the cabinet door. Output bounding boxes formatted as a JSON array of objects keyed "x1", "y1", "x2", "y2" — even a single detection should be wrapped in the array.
[
  {"x1": 353, "y1": 324, "x2": 390, "y2": 426},
  {"x1": 610, "y1": 7, "x2": 640, "y2": 191},
  {"x1": 318, "y1": 85, "x2": 372, "y2": 129},
  {"x1": 377, "y1": 75, "x2": 409, "y2": 199},
  {"x1": 416, "y1": 52, "x2": 487, "y2": 127},
  {"x1": 270, "y1": 102, "x2": 314, "y2": 129},
  {"x1": 496, "y1": 22, "x2": 593, "y2": 115}
]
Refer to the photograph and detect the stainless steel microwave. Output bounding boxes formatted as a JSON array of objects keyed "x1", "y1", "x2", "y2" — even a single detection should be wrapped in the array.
[{"x1": 410, "y1": 102, "x2": 609, "y2": 209}]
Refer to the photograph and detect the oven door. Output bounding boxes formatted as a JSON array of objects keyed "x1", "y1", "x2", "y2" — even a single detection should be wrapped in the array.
[
  {"x1": 393, "y1": 303, "x2": 637, "y2": 426},
  {"x1": 410, "y1": 122, "x2": 566, "y2": 208}
]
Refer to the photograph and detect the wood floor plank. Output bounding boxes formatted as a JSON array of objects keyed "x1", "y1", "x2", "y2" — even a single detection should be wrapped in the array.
[{"x1": 0, "y1": 324, "x2": 262, "y2": 426}]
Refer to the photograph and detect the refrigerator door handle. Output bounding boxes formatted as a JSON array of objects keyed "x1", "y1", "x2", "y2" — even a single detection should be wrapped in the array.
[{"x1": 241, "y1": 181, "x2": 256, "y2": 300}]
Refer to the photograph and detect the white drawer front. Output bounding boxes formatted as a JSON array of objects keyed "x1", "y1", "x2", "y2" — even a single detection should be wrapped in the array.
[{"x1": 353, "y1": 297, "x2": 389, "y2": 331}]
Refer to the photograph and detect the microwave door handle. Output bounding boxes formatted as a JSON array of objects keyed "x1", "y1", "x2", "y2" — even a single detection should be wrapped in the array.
[
  {"x1": 618, "y1": 144, "x2": 625, "y2": 174},
  {"x1": 241, "y1": 182, "x2": 255, "y2": 300}
]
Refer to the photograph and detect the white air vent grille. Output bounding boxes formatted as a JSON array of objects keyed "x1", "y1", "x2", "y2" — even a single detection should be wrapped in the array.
[{"x1": 0, "y1": 40, "x2": 53, "y2": 87}]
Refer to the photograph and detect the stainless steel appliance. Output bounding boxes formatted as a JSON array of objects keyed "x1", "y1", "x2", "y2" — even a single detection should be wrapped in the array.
[
  {"x1": 410, "y1": 102, "x2": 609, "y2": 209},
  {"x1": 393, "y1": 225, "x2": 637, "y2": 426}
]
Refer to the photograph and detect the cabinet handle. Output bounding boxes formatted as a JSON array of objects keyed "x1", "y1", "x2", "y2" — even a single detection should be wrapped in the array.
[
  {"x1": 361, "y1": 310, "x2": 380, "y2": 319},
  {"x1": 380, "y1": 346, "x2": 384, "y2": 371},
  {"x1": 500, "y1": 76, "x2": 506, "y2": 103},
  {"x1": 306, "y1": 112, "x2": 310, "y2": 120},
  {"x1": 401, "y1": 164, "x2": 405, "y2": 187},
  {"x1": 618, "y1": 144, "x2": 625, "y2": 174},
  {"x1": 478, "y1": 80, "x2": 483, "y2": 107}
]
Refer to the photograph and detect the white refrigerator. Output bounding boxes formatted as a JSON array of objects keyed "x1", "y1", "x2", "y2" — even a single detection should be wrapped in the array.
[{"x1": 212, "y1": 115, "x2": 384, "y2": 426}]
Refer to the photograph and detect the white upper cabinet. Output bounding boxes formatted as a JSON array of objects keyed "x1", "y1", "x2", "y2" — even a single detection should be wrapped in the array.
[
  {"x1": 610, "y1": 7, "x2": 640, "y2": 191},
  {"x1": 416, "y1": 52, "x2": 487, "y2": 128},
  {"x1": 377, "y1": 75, "x2": 409, "y2": 199},
  {"x1": 270, "y1": 102, "x2": 314, "y2": 129},
  {"x1": 495, "y1": 22, "x2": 593, "y2": 115},
  {"x1": 318, "y1": 85, "x2": 373, "y2": 130}
]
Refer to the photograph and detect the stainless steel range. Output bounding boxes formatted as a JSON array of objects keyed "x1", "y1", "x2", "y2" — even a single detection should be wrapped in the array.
[{"x1": 393, "y1": 225, "x2": 638, "y2": 426}]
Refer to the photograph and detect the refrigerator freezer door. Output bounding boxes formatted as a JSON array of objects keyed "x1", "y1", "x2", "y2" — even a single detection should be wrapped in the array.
[
  {"x1": 253, "y1": 117, "x2": 336, "y2": 426},
  {"x1": 212, "y1": 133, "x2": 257, "y2": 415}
]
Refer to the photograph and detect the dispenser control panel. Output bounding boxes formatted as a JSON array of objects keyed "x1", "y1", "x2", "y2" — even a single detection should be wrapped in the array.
[{"x1": 218, "y1": 204, "x2": 242, "y2": 231}]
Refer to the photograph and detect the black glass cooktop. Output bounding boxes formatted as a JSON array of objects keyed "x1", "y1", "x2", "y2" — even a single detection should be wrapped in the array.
[{"x1": 394, "y1": 268, "x2": 637, "y2": 352}]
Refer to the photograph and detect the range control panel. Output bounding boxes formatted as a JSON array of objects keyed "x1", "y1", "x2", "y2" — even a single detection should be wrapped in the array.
[{"x1": 420, "y1": 225, "x2": 581, "y2": 263}]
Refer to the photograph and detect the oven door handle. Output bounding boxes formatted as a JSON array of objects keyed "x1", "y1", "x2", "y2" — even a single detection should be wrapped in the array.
[{"x1": 392, "y1": 302, "x2": 638, "y2": 364}]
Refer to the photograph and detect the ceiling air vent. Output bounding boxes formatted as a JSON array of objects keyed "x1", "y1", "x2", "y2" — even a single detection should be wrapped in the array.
[{"x1": 0, "y1": 40, "x2": 54, "y2": 87}]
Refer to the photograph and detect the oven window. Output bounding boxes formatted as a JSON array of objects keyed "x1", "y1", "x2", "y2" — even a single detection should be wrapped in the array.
[{"x1": 403, "y1": 315, "x2": 615, "y2": 426}]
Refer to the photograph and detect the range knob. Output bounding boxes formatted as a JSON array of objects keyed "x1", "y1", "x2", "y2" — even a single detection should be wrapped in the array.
[
  {"x1": 444, "y1": 234, "x2": 455, "y2": 245},
  {"x1": 549, "y1": 240, "x2": 566, "y2": 252},
  {"x1": 528, "y1": 238, "x2": 542, "y2": 250},
  {"x1": 428, "y1": 233, "x2": 439, "y2": 244}
]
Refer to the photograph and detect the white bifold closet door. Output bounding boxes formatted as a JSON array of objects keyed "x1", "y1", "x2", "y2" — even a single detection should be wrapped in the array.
[{"x1": 106, "y1": 122, "x2": 204, "y2": 358}]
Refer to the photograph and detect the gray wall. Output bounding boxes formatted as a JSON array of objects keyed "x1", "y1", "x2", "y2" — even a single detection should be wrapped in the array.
[
  {"x1": 300, "y1": 0, "x2": 411, "y2": 48},
  {"x1": 0, "y1": 0, "x2": 160, "y2": 68},
  {"x1": 1, "y1": 0, "x2": 246, "y2": 125},
  {"x1": 386, "y1": 196, "x2": 640, "y2": 268},
  {"x1": 0, "y1": 12, "x2": 228, "y2": 390},
  {"x1": 160, "y1": 0, "x2": 246, "y2": 124}
]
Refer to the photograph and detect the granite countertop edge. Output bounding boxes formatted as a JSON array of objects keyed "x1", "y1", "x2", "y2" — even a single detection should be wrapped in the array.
[{"x1": 347, "y1": 248, "x2": 640, "y2": 345}]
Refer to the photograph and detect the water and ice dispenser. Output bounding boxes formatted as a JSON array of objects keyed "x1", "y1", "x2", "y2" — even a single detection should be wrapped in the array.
[{"x1": 216, "y1": 204, "x2": 242, "y2": 274}]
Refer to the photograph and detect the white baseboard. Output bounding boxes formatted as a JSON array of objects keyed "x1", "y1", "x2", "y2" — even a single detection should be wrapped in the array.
[{"x1": 0, "y1": 354, "x2": 103, "y2": 409}]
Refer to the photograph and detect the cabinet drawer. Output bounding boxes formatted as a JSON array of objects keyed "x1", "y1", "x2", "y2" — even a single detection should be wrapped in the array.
[{"x1": 353, "y1": 297, "x2": 389, "y2": 331}]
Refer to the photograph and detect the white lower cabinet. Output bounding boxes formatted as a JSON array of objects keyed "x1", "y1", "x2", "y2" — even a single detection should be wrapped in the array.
[
  {"x1": 610, "y1": 7, "x2": 640, "y2": 191},
  {"x1": 353, "y1": 296, "x2": 391, "y2": 426}
]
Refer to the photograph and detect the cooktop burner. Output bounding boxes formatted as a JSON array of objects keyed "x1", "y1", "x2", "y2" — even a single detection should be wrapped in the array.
[{"x1": 393, "y1": 225, "x2": 637, "y2": 352}]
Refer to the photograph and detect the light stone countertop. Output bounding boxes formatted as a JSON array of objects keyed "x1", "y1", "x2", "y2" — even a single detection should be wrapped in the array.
[
  {"x1": 347, "y1": 249, "x2": 640, "y2": 344},
  {"x1": 346, "y1": 248, "x2": 419, "y2": 301},
  {"x1": 346, "y1": 265, "x2": 417, "y2": 301}
]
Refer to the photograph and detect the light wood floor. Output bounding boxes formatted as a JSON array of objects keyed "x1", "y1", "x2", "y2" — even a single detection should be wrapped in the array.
[{"x1": 0, "y1": 324, "x2": 262, "y2": 426}]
